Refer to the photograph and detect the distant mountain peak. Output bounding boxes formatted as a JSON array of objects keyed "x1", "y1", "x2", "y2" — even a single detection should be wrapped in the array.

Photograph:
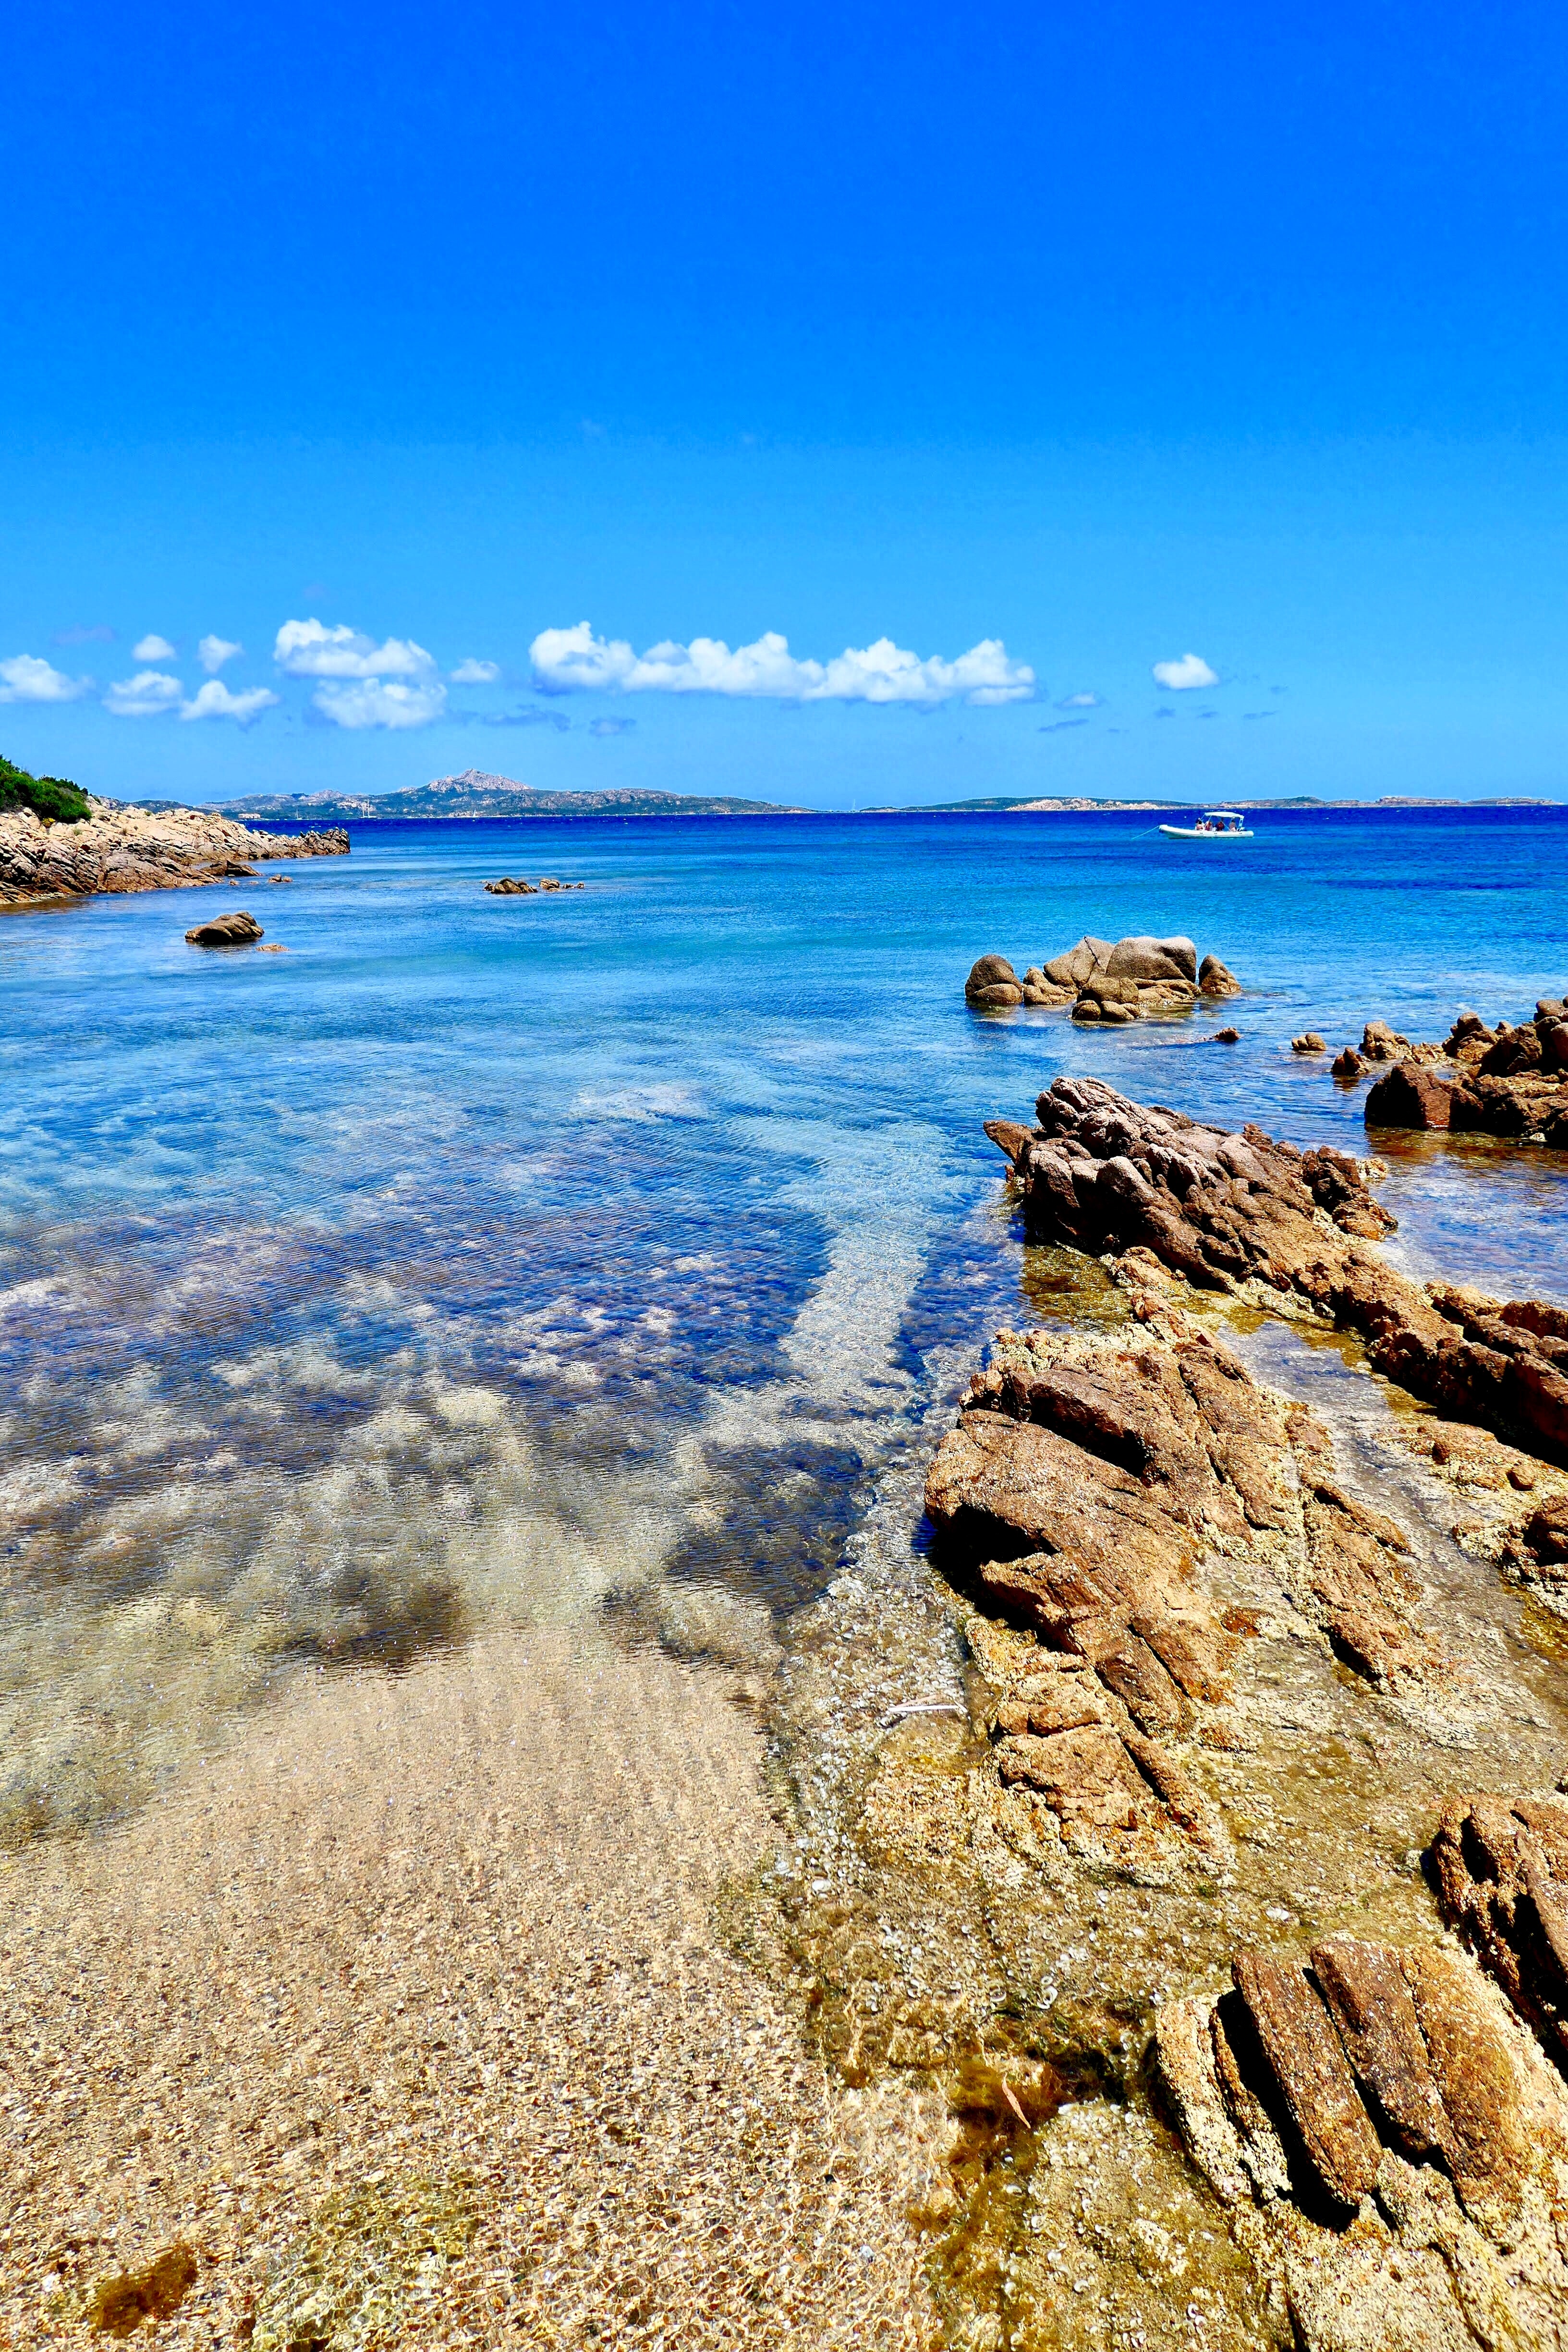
[{"x1": 425, "y1": 768, "x2": 534, "y2": 795}]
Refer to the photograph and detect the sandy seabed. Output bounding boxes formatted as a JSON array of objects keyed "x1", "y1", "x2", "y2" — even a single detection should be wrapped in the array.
[{"x1": 0, "y1": 1631, "x2": 946, "y2": 2349}]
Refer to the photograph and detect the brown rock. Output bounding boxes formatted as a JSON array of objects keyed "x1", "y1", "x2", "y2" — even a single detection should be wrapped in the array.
[
  {"x1": 985, "y1": 1074, "x2": 1568, "y2": 1465},
  {"x1": 1361, "y1": 1018, "x2": 1411, "y2": 1061},
  {"x1": 1198, "y1": 953, "x2": 1241, "y2": 997},
  {"x1": 1214, "y1": 1026, "x2": 1240, "y2": 1043},
  {"x1": 1291, "y1": 1032, "x2": 1327, "y2": 1054},
  {"x1": 1311, "y1": 1934, "x2": 1458, "y2": 2170},
  {"x1": 1364, "y1": 1062, "x2": 1458, "y2": 1130},
  {"x1": 965, "y1": 953, "x2": 1019, "y2": 1001},
  {"x1": 1041, "y1": 934, "x2": 1113, "y2": 989},
  {"x1": 1331, "y1": 1047, "x2": 1365, "y2": 1079},
  {"x1": 1231, "y1": 1947, "x2": 1383, "y2": 2207},
  {"x1": 1105, "y1": 934, "x2": 1198, "y2": 984},
  {"x1": 185, "y1": 909, "x2": 263, "y2": 946},
  {"x1": 1401, "y1": 1946, "x2": 1531, "y2": 2218}
]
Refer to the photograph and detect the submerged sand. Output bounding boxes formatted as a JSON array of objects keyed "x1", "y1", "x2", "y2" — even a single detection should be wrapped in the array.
[{"x1": 0, "y1": 1629, "x2": 946, "y2": 2348}]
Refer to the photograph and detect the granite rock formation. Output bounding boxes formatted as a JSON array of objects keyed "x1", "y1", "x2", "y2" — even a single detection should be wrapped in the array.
[
  {"x1": 983, "y1": 1075, "x2": 1568, "y2": 1462},
  {"x1": 0, "y1": 798, "x2": 347, "y2": 906},
  {"x1": 1324, "y1": 1000, "x2": 1568, "y2": 1146},
  {"x1": 966, "y1": 935, "x2": 1240, "y2": 1021},
  {"x1": 1155, "y1": 1929, "x2": 1568, "y2": 2350},
  {"x1": 185, "y1": 910, "x2": 264, "y2": 947}
]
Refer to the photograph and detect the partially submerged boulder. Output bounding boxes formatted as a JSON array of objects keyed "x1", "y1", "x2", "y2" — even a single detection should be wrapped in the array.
[
  {"x1": 1291, "y1": 1032, "x2": 1327, "y2": 1054},
  {"x1": 965, "y1": 953, "x2": 1024, "y2": 1009},
  {"x1": 185, "y1": 910, "x2": 263, "y2": 946},
  {"x1": 966, "y1": 936, "x2": 1238, "y2": 1019}
]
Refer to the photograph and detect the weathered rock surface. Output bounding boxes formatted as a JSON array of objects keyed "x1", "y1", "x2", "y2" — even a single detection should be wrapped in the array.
[
  {"x1": 0, "y1": 799, "x2": 347, "y2": 905},
  {"x1": 927, "y1": 1293, "x2": 1444, "y2": 1742},
  {"x1": 1155, "y1": 1929, "x2": 1568, "y2": 2348},
  {"x1": 1325, "y1": 1001, "x2": 1568, "y2": 1147},
  {"x1": 185, "y1": 910, "x2": 264, "y2": 947},
  {"x1": 1292, "y1": 1032, "x2": 1327, "y2": 1054},
  {"x1": 485, "y1": 876, "x2": 540, "y2": 895},
  {"x1": 1430, "y1": 1791, "x2": 1568, "y2": 2072},
  {"x1": 966, "y1": 935, "x2": 1239, "y2": 1020},
  {"x1": 984, "y1": 1075, "x2": 1568, "y2": 1463},
  {"x1": 965, "y1": 953, "x2": 1024, "y2": 1008}
]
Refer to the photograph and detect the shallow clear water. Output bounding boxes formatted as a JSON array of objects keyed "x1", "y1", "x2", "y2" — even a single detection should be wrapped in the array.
[{"x1": 2, "y1": 806, "x2": 1566, "y2": 1843}]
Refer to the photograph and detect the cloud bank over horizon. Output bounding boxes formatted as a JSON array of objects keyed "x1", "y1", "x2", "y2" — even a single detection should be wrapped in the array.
[{"x1": 529, "y1": 623, "x2": 1036, "y2": 706}]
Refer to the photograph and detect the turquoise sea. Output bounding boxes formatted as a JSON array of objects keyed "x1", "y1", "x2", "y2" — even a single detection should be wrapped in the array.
[{"x1": 2, "y1": 805, "x2": 1567, "y2": 1844}]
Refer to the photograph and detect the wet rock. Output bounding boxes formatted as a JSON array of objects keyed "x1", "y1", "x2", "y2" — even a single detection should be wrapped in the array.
[
  {"x1": 965, "y1": 953, "x2": 1024, "y2": 1009},
  {"x1": 1343, "y1": 997, "x2": 1568, "y2": 1147},
  {"x1": 1521, "y1": 1494, "x2": 1568, "y2": 1568},
  {"x1": 1215, "y1": 1026, "x2": 1240, "y2": 1043},
  {"x1": 1361, "y1": 1018, "x2": 1411, "y2": 1061},
  {"x1": 1332, "y1": 1047, "x2": 1365, "y2": 1079},
  {"x1": 1199, "y1": 953, "x2": 1242, "y2": 997},
  {"x1": 927, "y1": 1306, "x2": 1444, "y2": 1742},
  {"x1": 1232, "y1": 1946, "x2": 1383, "y2": 2207},
  {"x1": 1364, "y1": 1064, "x2": 1457, "y2": 1130},
  {"x1": 185, "y1": 909, "x2": 263, "y2": 946},
  {"x1": 485, "y1": 876, "x2": 540, "y2": 895},
  {"x1": 1072, "y1": 971, "x2": 1142, "y2": 1023},
  {"x1": 1156, "y1": 1931, "x2": 1568, "y2": 2347},
  {"x1": 1291, "y1": 1033, "x2": 1327, "y2": 1054},
  {"x1": 982, "y1": 1075, "x2": 1568, "y2": 1465},
  {"x1": 1430, "y1": 1791, "x2": 1568, "y2": 2072}
]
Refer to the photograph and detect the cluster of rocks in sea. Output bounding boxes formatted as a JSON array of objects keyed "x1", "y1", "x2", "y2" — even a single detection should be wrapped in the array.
[
  {"x1": 982, "y1": 1075, "x2": 1568, "y2": 1479},
  {"x1": 483, "y1": 875, "x2": 585, "y2": 895},
  {"x1": 0, "y1": 797, "x2": 347, "y2": 906},
  {"x1": 1290, "y1": 998, "x2": 1568, "y2": 1146},
  {"x1": 965, "y1": 933, "x2": 1242, "y2": 1022},
  {"x1": 916, "y1": 1079, "x2": 1568, "y2": 2343}
]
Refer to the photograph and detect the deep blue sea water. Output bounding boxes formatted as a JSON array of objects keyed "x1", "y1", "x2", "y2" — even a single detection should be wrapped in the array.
[{"x1": 2, "y1": 807, "x2": 1566, "y2": 1840}]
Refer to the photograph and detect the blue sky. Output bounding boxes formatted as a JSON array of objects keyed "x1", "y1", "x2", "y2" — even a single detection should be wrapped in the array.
[{"x1": 5, "y1": 0, "x2": 1568, "y2": 807}]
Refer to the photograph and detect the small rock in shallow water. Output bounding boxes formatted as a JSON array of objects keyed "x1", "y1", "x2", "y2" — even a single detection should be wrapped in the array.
[
  {"x1": 185, "y1": 909, "x2": 263, "y2": 946},
  {"x1": 1291, "y1": 1032, "x2": 1327, "y2": 1053}
]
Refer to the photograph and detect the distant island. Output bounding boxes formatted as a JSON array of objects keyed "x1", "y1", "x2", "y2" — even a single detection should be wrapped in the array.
[
  {"x1": 168, "y1": 769, "x2": 807, "y2": 822},
  {"x1": 874, "y1": 793, "x2": 1557, "y2": 812},
  {"x1": 114, "y1": 770, "x2": 1559, "y2": 824}
]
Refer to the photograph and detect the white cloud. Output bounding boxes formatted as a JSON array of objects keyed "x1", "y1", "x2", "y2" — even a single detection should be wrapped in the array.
[
  {"x1": 1057, "y1": 691, "x2": 1100, "y2": 709},
  {"x1": 450, "y1": 657, "x2": 501, "y2": 684},
  {"x1": 274, "y1": 618, "x2": 436, "y2": 679},
  {"x1": 0, "y1": 654, "x2": 94, "y2": 704},
  {"x1": 104, "y1": 670, "x2": 183, "y2": 717},
  {"x1": 529, "y1": 622, "x2": 1035, "y2": 706},
  {"x1": 311, "y1": 679, "x2": 448, "y2": 729},
  {"x1": 198, "y1": 634, "x2": 243, "y2": 674},
  {"x1": 180, "y1": 680, "x2": 280, "y2": 727},
  {"x1": 133, "y1": 633, "x2": 178, "y2": 662},
  {"x1": 1151, "y1": 652, "x2": 1218, "y2": 691}
]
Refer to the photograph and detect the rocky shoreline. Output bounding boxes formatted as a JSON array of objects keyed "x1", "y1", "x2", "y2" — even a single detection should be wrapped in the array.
[
  {"x1": 896, "y1": 1076, "x2": 1568, "y2": 2345},
  {"x1": 0, "y1": 797, "x2": 348, "y2": 906}
]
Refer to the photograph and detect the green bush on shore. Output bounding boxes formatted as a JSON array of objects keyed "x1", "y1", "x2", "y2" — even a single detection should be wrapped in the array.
[{"x1": 0, "y1": 755, "x2": 91, "y2": 824}]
